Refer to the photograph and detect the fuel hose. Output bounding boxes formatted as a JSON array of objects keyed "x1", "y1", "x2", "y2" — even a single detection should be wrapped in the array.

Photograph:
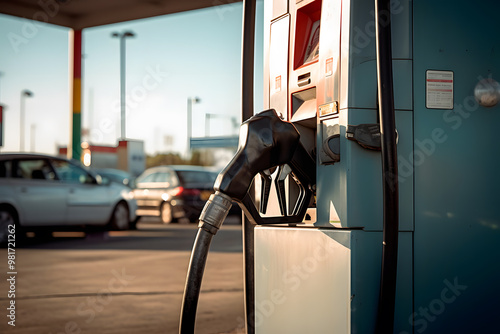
[
  {"x1": 374, "y1": 0, "x2": 399, "y2": 333},
  {"x1": 179, "y1": 192, "x2": 233, "y2": 334}
]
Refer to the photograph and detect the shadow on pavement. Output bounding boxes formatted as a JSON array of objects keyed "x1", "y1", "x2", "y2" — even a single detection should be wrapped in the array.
[{"x1": 16, "y1": 215, "x2": 243, "y2": 252}]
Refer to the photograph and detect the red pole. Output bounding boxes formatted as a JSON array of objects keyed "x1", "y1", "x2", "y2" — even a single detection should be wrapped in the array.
[{"x1": 70, "y1": 30, "x2": 82, "y2": 160}]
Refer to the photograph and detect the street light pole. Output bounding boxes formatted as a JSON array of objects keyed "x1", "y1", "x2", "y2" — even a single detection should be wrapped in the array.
[
  {"x1": 20, "y1": 89, "x2": 33, "y2": 152},
  {"x1": 111, "y1": 31, "x2": 135, "y2": 140},
  {"x1": 205, "y1": 113, "x2": 211, "y2": 137},
  {"x1": 30, "y1": 124, "x2": 36, "y2": 152},
  {"x1": 187, "y1": 96, "x2": 201, "y2": 158}
]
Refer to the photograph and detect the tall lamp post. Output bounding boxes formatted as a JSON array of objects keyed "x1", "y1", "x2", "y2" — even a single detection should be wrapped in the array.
[
  {"x1": 111, "y1": 30, "x2": 135, "y2": 140},
  {"x1": 187, "y1": 96, "x2": 201, "y2": 158},
  {"x1": 30, "y1": 124, "x2": 36, "y2": 152},
  {"x1": 20, "y1": 89, "x2": 33, "y2": 152}
]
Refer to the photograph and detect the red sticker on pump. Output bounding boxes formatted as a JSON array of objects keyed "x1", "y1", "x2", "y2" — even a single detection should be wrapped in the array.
[{"x1": 275, "y1": 75, "x2": 281, "y2": 92}]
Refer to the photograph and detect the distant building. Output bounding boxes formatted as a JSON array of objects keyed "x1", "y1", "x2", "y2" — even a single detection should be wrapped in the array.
[{"x1": 59, "y1": 139, "x2": 145, "y2": 176}]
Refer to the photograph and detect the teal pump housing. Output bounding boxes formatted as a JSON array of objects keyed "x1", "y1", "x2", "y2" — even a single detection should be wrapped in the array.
[
  {"x1": 412, "y1": 1, "x2": 500, "y2": 332},
  {"x1": 255, "y1": 0, "x2": 500, "y2": 333}
]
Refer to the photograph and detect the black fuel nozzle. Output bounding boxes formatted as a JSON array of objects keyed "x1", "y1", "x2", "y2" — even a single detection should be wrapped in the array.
[
  {"x1": 180, "y1": 109, "x2": 317, "y2": 334},
  {"x1": 215, "y1": 109, "x2": 301, "y2": 199},
  {"x1": 197, "y1": 108, "x2": 317, "y2": 234},
  {"x1": 197, "y1": 109, "x2": 316, "y2": 231},
  {"x1": 204, "y1": 109, "x2": 316, "y2": 226}
]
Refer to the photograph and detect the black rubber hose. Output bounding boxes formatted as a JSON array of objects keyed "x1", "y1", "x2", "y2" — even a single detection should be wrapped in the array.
[
  {"x1": 179, "y1": 192, "x2": 232, "y2": 333},
  {"x1": 374, "y1": 0, "x2": 399, "y2": 333},
  {"x1": 179, "y1": 228, "x2": 214, "y2": 334},
  {"x1": 241, "y1": 0, "x2": 257, "y2": 333}
]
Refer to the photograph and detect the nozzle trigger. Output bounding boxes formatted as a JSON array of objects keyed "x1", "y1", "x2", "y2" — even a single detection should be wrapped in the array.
[
  {"x1": 275, "y1": 164, "x2": 292, "y2": 216},
  {"x1": 259, "y1": 170, "x2": 273, "y2": 214}
]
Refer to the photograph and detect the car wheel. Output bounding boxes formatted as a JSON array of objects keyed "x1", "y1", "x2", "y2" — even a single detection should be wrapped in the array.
[
  {"x1": 129, "y1": 216, "x2": 141, "y2": 230},
  {"x1": 187, "y1": 213, "x2": 201, "y2": 223},
  {"x1": 160, "y1": 202, "x2": 175, "y2": 224},
  {"x1": 0, "y1": 207, "x2": 17, "y2": 245},
  {"x1": 110, "y1": 202, "x2": 130, "y2": 231}
]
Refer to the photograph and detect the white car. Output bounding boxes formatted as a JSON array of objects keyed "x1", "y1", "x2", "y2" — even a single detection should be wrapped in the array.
[{"x1": 0, "y1": 153, "x2": 137, "y2": 243}]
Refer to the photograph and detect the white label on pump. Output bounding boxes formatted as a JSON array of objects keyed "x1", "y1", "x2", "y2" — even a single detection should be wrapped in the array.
[{"x1": 426, "y1": 70, "x2": 454, "y2": 109}]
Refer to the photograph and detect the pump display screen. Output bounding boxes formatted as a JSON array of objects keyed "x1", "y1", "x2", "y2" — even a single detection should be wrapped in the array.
[{"x1": 303, "y1": 20, "x2": 320, "y2": 65}]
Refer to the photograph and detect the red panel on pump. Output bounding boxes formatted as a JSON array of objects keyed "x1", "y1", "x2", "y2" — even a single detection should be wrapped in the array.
[
  {"x1": 288, "y1": 0, "x2": 323, "y2": 126},
  {"x1": 293, "y1": 0, "x2": 322, "y2": 70}
]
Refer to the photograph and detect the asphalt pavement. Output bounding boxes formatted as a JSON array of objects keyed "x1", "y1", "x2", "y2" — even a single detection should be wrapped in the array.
[{"x1": 0, "y1": 217, "x2": 245, "y2": 334}]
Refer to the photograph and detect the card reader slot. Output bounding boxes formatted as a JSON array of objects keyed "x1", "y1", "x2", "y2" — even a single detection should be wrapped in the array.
[
  {"x1": 298, "y1": 72, "x2": 311, "y2": 87},
  {"x1": 291, "y1": 87, "x2": 317, "y2": 128}
]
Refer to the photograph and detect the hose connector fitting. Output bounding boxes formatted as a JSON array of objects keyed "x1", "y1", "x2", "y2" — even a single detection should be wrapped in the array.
[{"x1": 198, "y1": 191, "x2": 233, "y2": 235}]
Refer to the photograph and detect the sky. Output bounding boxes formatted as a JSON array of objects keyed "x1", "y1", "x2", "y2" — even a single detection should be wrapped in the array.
[{"x1": 0, "y1": 1, "x2": 264, "y2": 156}]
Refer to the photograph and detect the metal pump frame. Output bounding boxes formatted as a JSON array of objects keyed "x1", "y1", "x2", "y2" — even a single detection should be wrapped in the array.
[
  {"x1": 239, "y1": 0, "x2": 400, "y2": 332},
  {"x1": 240, "y1": 1, "x2": 257, "y2": 333},
  {"x1": 179, "y1": 0, "x2": 400, "y2": 332}
]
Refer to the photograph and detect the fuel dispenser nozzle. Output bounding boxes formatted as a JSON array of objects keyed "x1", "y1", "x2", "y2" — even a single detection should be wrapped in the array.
[
  {"x1": 217, "y1": 108, "x2": 315, "y2": 219},
  {"x1": 180, "y1": 109, "x2": 316, "y2": 334}
]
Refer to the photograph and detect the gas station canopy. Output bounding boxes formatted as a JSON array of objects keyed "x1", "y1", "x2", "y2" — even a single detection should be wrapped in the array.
[
  {"x1": 1, "y1": 0, "x2": 242, "y2": 159},
  {"x1": 0, "y1": 0, "x2": 233, "y2": 30}
]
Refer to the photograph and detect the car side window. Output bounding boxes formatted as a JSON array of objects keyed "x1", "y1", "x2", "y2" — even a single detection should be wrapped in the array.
[
  {"x1": 50, "y1": 159, "x2": 96, "y2": 184},
  {"x1": 12, "y1": 159, "x2": 57, "y2": 180},
  {"x1": 0, "y1": 160, "x2": 11, "y2": 178}
]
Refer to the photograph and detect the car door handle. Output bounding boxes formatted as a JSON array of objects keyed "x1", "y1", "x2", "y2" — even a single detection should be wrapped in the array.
[
  {"x1": 20, "y1": 187, "x2": 27, "y2": 193},
  {"x1": 69, "y1": 188, "x2": 75, "y2": 194}
]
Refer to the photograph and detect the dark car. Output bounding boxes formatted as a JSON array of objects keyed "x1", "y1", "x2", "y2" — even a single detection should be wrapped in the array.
[{"x1": 133, "y1": 165, "x2": 219, "y2": 223}]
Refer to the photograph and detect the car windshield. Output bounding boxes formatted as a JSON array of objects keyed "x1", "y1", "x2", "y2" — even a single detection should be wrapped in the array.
[
  {"x1": 176, "y1": 170, "x2": 215, "y2": 186},
  {"x1": 136, "y1": 172, "x2": 157, "y2": 183}
]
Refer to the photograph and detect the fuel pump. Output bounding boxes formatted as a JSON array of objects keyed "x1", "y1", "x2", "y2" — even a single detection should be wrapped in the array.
[{"x1": 181, "y1": 0, "x2": 500, "y2": 333}]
